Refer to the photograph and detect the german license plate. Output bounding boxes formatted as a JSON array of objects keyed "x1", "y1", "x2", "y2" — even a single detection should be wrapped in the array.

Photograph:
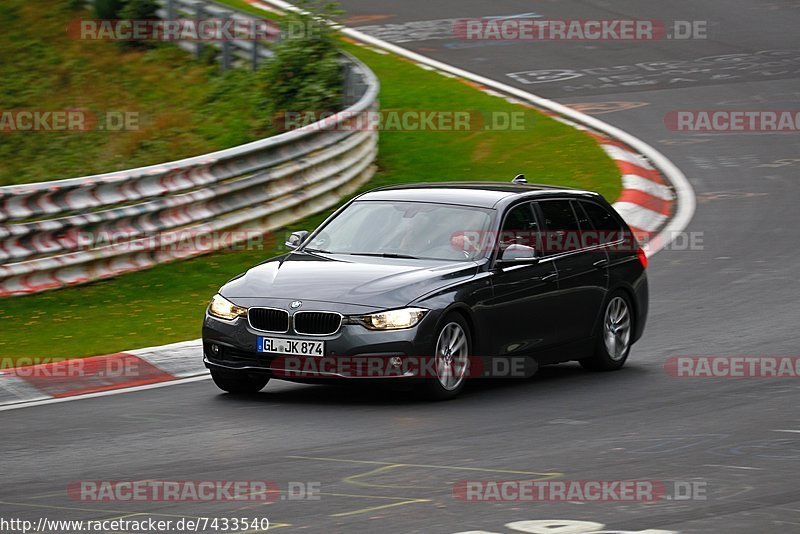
[{"x1": 258, "y1": 337, "x2": 324, "y2": 357}]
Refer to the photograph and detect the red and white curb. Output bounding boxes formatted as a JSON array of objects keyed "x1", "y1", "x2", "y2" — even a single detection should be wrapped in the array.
[
  {"x1": 544, "y1": 116, "x2": 675, "y2": 244},
  {"x1": 0, "y1": 340, "x2": 206, "y2": 410},
  {"x1": 0, "y1": 1, "x2": 695, "y2": 410},
  {"x1": 593, "y1": 138, "x2": 674, "y2": 243}
]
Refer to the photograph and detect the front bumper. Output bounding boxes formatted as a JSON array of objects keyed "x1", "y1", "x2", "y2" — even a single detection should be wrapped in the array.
[{"x1": 202, "y1": 304, "x2": 440, "y2": 380}]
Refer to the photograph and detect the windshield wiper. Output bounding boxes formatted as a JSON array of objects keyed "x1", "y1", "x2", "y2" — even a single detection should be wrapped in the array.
[
  {"x1": 302, "y1": 247, "x2": 333, "y2": 254},
  {"x1": 348, "y1": 252, "x2": 421, "y2": 259}
]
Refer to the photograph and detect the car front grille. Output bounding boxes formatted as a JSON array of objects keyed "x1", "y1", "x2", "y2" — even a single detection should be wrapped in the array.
[
  {"x1": 248, "y1": 308, "x2": 289, "y2": 332},
  {"x1": 293, "y1": 311, "x2": 342, "y2": 335}
]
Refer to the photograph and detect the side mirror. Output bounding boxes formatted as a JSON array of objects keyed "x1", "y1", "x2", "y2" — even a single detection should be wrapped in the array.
[
  {"x1": 285, "y1": 230, "x2": 309, "y2": 250},
  {"x1": 499, "y1": 244, "x2": 537, "y2": 263}
]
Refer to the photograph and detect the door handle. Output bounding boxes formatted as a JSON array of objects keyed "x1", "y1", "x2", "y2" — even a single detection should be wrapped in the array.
[
  {"x1": 541, "y1": 272, "x2": 558, "y2": 282},
  {"x1": 593, "y1": 259, "x2": 609, "y2": 269}
]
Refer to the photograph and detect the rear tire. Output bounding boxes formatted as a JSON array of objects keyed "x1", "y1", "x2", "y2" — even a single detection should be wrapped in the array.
[
  {"x1": 210, "y1": 369, "x2": 269, "y2": 394},
  {"x1": 580, "y1": 291, "x2": 633, "y2": 371},
  {"x1": 418, "y1": 313, "x2": 471, "y2": 400}
]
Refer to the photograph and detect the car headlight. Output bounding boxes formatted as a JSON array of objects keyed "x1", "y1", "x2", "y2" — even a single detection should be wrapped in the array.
[
  {"x1": 356, "y1": 307, "x2": 428, "y2": 330},
  {"x1": 208, "y1": 294, "x2": 248, "y2": 321}
]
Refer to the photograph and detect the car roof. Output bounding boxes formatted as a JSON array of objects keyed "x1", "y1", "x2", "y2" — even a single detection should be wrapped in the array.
[{"x1": 358, "y1": 181, "x2": 601, "y2": 208}]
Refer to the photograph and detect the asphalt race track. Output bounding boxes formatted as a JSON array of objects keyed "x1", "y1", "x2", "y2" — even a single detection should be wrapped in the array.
[{"x1": 3, "y1": 1, "x2": 800, "y2": 533}]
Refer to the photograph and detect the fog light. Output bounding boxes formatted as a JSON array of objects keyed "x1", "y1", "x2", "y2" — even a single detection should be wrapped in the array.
[
  {"x1": 211, "y1": 344, "x2": 221, "y2": 355},
  {"x1": 389, "y1": 356, "x2": 403, "y2": 368}
]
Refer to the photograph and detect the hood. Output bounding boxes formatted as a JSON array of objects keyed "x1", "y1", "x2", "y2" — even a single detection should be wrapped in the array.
[{"x1": 220, "y1": 252, "x2": 478, "y2": 309}]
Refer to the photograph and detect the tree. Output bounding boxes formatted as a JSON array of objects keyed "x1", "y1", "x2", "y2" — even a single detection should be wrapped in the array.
[{"x1": 260, "y1": 1, "x2": 344, "y2": 132}]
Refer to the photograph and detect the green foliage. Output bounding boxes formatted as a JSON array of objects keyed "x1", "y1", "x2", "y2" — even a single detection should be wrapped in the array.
[
  {"x1": 119, "y1": 0, "x2": 159, "y2": 19},
  {"x1": 93, "y1": 0, "x2": 125, "y2": 18},
  {"x1": 93, "y1": 0, "x2": 157, "y2": 19},
  {"x1": 198, "y1": 43, "x2": 219, "y2": 66},
  {"x1": 259, "y1": 1, "x2": 344, "y2": 131},
  {"x1": 118, "y1": 0, "x2": 160, "y2": 49}
]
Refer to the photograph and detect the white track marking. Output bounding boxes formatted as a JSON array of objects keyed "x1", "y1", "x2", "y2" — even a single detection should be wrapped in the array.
[
  {"x1": 0, "y1": 374, "x2": 209, "y2": 412},
  {"x1": 704, "y1": 464, "x2": 765, "y2": 470}
]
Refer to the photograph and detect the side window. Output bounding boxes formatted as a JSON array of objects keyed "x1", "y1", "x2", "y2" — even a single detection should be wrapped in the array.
[
  {"x1": 499, "y1": 202, "x2": 539, "y2": 253},
  {"x1": 579, "y1": 201, "x2": 624, "y2": 245},
  {"x1": 537, "y1": 199, "x2": 582, "y2": 254}
]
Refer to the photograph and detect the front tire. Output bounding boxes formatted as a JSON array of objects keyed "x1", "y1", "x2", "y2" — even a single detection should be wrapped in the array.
[
  {"x1": 581, "y1": 292, "x2": 633, "y2": 371},
  {"x1": 210, "y1": 369, "x2": 270, "y2": 394},
  {"x1": 418, "y1": 313, "x2": 471, "y2": 400}
]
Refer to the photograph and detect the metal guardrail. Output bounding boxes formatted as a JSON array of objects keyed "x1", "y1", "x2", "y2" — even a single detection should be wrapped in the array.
[
  {"x1": 80, "y1": 0, "x2": 280, "y2": 70},
  {"x1": 159, "y1": 0, "x2": 280, "y2": 70},
  {"x1": 0, "y1": 13, "x2": 380, "y2": 297}
]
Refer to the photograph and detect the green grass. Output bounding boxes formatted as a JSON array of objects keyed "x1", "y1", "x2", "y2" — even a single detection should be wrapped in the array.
[
  {"x1": 0, "y1": 5, "x2": 619, "y2": 363},
  {"x1": 0, "y1": 0, "x2": 271, "y2": 186}
]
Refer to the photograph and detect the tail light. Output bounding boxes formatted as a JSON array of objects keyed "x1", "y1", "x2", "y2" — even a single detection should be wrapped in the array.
[{"x1": 636, "y1": 246, "x2": 648, "y2": 269}]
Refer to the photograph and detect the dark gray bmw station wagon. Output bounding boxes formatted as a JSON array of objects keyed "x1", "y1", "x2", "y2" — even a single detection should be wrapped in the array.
[{"x1": 203, "y1": 179, "x2": 648, "y2": 399}]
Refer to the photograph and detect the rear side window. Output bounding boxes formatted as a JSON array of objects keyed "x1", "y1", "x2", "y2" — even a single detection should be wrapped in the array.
[
  {"x1": 499, "y1": 202, "x2": 539, "y2": 251},
  {"x1": 537, "y1": 199, "x2": 582, "y2": 254},
  {"x1": 579, "y1": 201, "x2": 624, "y2": 245}
]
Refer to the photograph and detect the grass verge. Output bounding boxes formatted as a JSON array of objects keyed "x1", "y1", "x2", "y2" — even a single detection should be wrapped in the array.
[
  {"x1": 0, "y1": 3, "x2": 620, "y2": 363},
  {"x1": 0, "y1": 0, "x2": 271, "y2": 186}
]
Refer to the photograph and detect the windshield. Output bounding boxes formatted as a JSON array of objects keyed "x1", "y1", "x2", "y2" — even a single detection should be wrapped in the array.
[{"x1": 304, "y1": 200, "x2": 493, "y2": 261}]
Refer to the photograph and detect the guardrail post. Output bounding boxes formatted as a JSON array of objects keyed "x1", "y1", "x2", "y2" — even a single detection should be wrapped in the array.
[
  {"x1": 220, "y1": 13, "x2": 231, "y2": 70},
  {"x1": 342, "y1": 61, "x2": 363, "y2": 107},
  {"x1": 251, "y1": 40, "x2": 260, "y2": 71}
]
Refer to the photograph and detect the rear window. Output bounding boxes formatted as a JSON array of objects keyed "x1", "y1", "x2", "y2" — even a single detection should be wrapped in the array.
[
  {"x1": 579, "y1": 201, "x2": 625, "y2": 245},
  {"x1": 537, "y1": 199, "x2": 582, "y2": 254}
]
